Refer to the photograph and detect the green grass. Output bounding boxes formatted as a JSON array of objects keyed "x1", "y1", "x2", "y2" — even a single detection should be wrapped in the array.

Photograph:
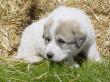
[{"x1": 0, "y1": 60, "x2": 110, "y2": 82}]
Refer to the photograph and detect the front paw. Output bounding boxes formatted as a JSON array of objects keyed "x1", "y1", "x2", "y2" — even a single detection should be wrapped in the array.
[{"x1": 24, "y1": 56, "x2": 43, "y2": 64}]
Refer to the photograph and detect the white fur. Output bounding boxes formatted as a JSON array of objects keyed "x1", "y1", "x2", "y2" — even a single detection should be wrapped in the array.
[
  {"x1": 13, "y1": 18, "x2": 46, "y2": 63},
  {"x1": 47, "y1": 6, "x2": 94, "y2": 35},
  {"x1": 14, "y1": 6, "x2": 101, "y2": 65},
  {"x1": 45, "y1": 6, "x2": 101, "y2": 65}
]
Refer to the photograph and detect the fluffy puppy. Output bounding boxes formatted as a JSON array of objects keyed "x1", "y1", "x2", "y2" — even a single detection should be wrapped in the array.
[
  {"x1": 14, "y1": 6, "x2": 101, "y2": 66},
  {"x1": 43, "y1": 6, "x2": 101, "y2": 66}
]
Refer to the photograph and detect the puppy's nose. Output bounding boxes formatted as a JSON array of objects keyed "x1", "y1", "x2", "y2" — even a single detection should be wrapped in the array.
[{"x1": 47, "y1": 52, "x2": 54, "y2": 59}]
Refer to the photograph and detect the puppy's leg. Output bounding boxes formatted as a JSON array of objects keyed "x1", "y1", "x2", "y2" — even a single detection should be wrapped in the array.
[
  {"x1": 12, "y1": 45, "x2": 24, "y2": 60},
  {"x1": 13, "y1": 30, "x2": 44, "y2": 63},
  {"x1": 84, "y1": 42, "x2": 101, "y2": 62},
  {"x1": 24, "y1": 56, "x2": 43, "y2": 64},
  {"x1": 68, "y1": 56, "x2": 80, "y2": 68},
  {"x1": 13, "y1": 43, "x2": 43, "y2": 63},
  {"x1": 13, "y1": 18, "x2": 46, "y2": 63}
]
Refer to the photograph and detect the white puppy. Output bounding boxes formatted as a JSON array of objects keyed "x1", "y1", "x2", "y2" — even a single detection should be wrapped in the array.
[
  {"x1": 14, "y1": 6, "x2": 101, "y2": 66},
  {"x1": 44, "y1": 6, "x2": 101, "y2": 66}
]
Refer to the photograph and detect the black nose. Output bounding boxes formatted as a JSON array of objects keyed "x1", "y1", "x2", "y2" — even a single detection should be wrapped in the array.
[{"x1": 47, "y1": 52, "x2": 54, "y2": 59}]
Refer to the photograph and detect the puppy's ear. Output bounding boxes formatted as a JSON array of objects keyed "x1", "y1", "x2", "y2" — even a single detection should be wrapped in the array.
[
  {"x1": 70, "y1": 21, "x2": 87, "y2": 48},
  {"x1": 75, "y1": 34, "x2": 87, "y2": 48},
  {"x1": 44, "y1": 18, "x2": 53, "y2": 29},
  {"x1": 43, "y1": 18, "x2": 53, "y2": 37}
]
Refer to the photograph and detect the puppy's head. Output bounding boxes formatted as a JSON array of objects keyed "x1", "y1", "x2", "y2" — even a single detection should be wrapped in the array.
[{"x1": 43, "y1": 19, "x2": 87, "y2": 62}]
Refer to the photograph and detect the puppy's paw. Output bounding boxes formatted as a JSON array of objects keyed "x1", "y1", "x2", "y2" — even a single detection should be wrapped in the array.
[
  {"x1": 11, "y1": 55, "x2": 23, "y2": 61},
  {"x1": 24, "y1": 56, "x2": 43, "y2": 64},
  {"x1": 70, "y1": 63, "x2": 80, "y2": 68},
  {"x1": 93, "y1": 53, "x2": 102, "y2": 62},
  {"x1": 73, "y1": 63, "x2": 80, "y2": 68}
]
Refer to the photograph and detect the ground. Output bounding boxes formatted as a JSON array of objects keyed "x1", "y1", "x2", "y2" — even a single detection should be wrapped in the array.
[
  {"x1": 0, "y1": 60, "x2": 110, "y2": 82},
  {"x1": 0, "y1": 0, "x2": 110, "y2": 82}
]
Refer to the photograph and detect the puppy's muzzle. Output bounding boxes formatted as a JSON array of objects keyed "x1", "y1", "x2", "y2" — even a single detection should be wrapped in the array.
[{"x1": 47, "y1": 52, "x2": 54, "y2": 59}]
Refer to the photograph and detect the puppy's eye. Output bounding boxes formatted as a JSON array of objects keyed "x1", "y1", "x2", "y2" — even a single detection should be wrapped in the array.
[
  {"x1": 58, "y1": 39, "x2": 66, "y2": 44},
  {"x1": 43, "y1": 35, "x2": 45, "y2": 38},
  {"x1": 45, "y1": 37, "x2": 51, "y2": 44}
]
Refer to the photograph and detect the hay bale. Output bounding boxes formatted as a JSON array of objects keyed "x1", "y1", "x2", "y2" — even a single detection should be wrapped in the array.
[{"x1": 0, "y1": 0, "x2": 31, "y2": 57}]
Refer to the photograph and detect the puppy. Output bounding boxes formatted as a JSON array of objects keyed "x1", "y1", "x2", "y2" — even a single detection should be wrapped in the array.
[
  {"x1": 14, "y1": 6, "x2": 101, "y2": 66},
  {"x1": 43, "y1": 6, "x2": 101, "y2": 66}
]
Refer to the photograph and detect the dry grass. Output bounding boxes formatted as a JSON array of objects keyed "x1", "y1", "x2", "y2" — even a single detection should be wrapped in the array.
[{"x1": 0, "y1": 0, "x2": 110, "y2": 63}]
